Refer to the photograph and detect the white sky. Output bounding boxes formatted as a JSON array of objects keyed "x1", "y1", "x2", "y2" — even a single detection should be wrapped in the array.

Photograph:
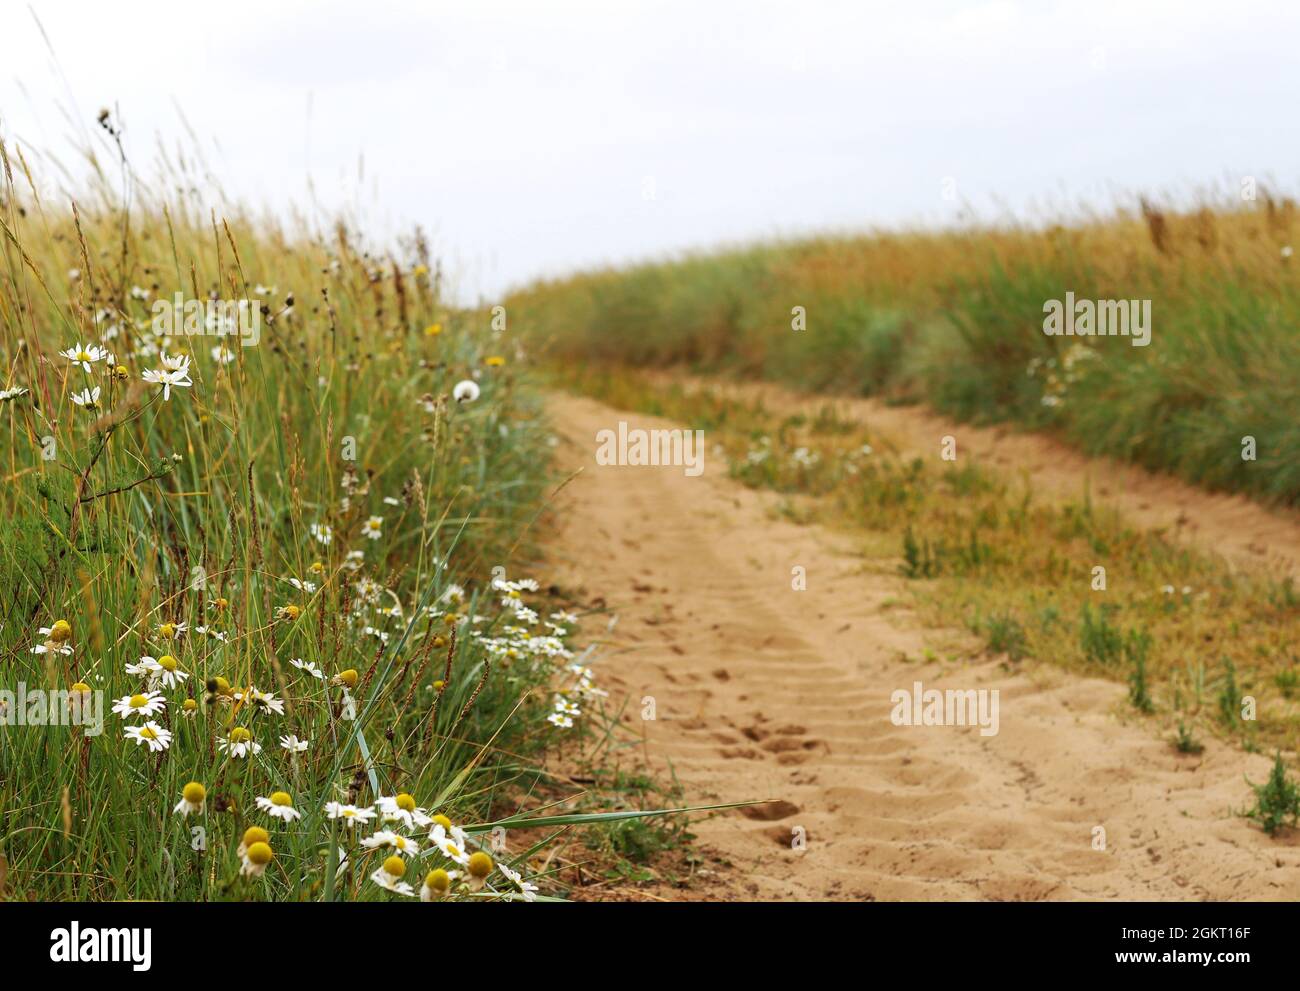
[{"x1": 3, "y1": 0, "x2": 1299, "y2": 302}]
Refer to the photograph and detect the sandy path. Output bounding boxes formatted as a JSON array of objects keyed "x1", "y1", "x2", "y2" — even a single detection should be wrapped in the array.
[{"x1": 544, "y1": 391, "x2": 1300, "y2": 901}]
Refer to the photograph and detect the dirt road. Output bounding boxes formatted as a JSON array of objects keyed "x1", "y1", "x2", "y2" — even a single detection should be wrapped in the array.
[{"x1": 544, "y1": 391, "x2": 1300, "y2": 901}]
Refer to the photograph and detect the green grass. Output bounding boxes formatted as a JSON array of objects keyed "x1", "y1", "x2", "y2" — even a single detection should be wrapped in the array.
[
  {"x1": 0, "y1": 131, "x2": 725, "y2": 902},
  {"x1": 511, "y1": 198, "x2": 1300, "y2": 505}
]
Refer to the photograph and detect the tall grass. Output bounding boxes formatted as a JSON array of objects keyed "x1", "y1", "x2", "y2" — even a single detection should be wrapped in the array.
[
  {"x1": 0, "y1": 127, "x2": 712, "y2": 902},
  {"x1": 511, "y1": 195, "x2": 1300, "y2": 505}
]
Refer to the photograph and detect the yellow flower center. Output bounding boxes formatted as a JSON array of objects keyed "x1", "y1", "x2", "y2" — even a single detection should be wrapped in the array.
[
  {"x1": 395, "y1": 793, "x2": 416, "y2": 813},
  {"x1": 183, "y1": 782, "x2": 206, "y2": 804},
  {"x1": 229, "y1": 727, "x2": 252, "y2": 743},
  {"x1": 280, "y1": 605, "x2": 301, "y2": 620},
  {"x1": 383, "y1": 855, "x2": 406, "y2": 878},
  {"x1": 159, "y1": 623, "x2": 176, "y2": 638},
  {"x1": 337, "y1": 669, "x2": 358, "y2": 688},
  {"x1": 468, "y1": 851, "x2": 493, "y2": 878},
  {"x1": 270, "y1": 791, "x2": 292, "y2": 806},
  {"x1": 243, "y1": 826, "x2": 269, "y2": 847},
  {"x1": 425, "y1": 869, "x2": 451, "y2": 892},
  {"x1": 394, "y1": 836, "x2": 409, "y2": 850},
  {"x1": 139, "y1": 726, "x2": 158, "y2": 740},
  {"x1": 70, "y1": 682, "x2": 91, "y2": 693},
  {"x1": 129, "y1": 694, "x2": 147, "y2": 708},
  {"x1": 246, "y1": 841, "x2": 273, "y2": 866},
  {"x1": 183, "y1": 699, "x2": 197, "y2": 712},
  {"x1": 158, "y1": 655, "x2": 178, "y2": 671},
  {"x1": 432, "y1": 814, "x2": 452, "y2": 830},
  {"x1": 214, "y1": 676, "x2": 232, "y2": 694},
  {"x1": 49, "y1": 620, "x2": 73, "y2": 643}
]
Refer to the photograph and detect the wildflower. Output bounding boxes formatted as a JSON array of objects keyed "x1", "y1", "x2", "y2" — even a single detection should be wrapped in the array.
[
  {"x1": 124, "y1": 722, "x2": 172, "y2": 752},
  {"x1": 174, "y1": 782, "x2": 206, "y2": 817},
  {"x1": 157, "y1": 621, "x2": 188, "y2": 640},
  {"x1": 377, "y1": 793, "x2": 432, "y2": 830},
  {"x1": 238, "y1": 826, "x2": 269, "y2": 858},
  {"x1": 310, "y1": 523, "x2": 333, "y2": 546},
  {"x1": 547, "y1": 712, "x2": 574, "y2": 729},
  {"x1": 498, "y1": 863, "x2": 539, "y2": 902},
  {"x1": 217, "y1": 726, "x2": 261, "y2": 759},
  {"x1": 332, "y1": 669, "x2": 359, "y2": 689},
  {"x1": 142, "y1": 352, "x2": 193, "y2": 400},
  {"x1": 429, "y1": 822, "x2": 471, "y2": 866},
  {"x1": 484, "y1": 355, "x2": 505, "y2": 367},
  {"x1": 31, "y1": 621, "x2": 74, "y2": 655},
  {"x1": 452, "y1": 380, "x2": 480, "y2": 403},
  {"x1": 324, "y1": 802, "x2": 377, "y2": 828},
  {"x1": 241, "y1": 841, "x2": 274, "y2": 878},
  {"x1": 361, "y1": 831, "x2": 421, "y2": 857},
  {"x1": 71, "y1": 386, "x2": 103, "y2": 411},
  {"x1": 113, "y1": 691, "x2": 167, "y2": 719},
  {"x1": 246, "y1": 686, "x2": 285, "y2": 715},
  {"x1": 0, "y1": 385, "x2": 29, "y2": 403},
  {"x1": 153, "y1": 654, "x2": 188, "y2": 688},
  {"x1": 363, "y1": 516, "x2": 384, "y2": 540},
  {"x1": 181, "y1": 698, "x2": 198, "y2": 717},
  {"x1": 466, "y1": 851, "x2": 493, "y2": 891},
  {"x1": 277, "y1": 604, "x2": 301, "y2": 621},
  {"x1": 420, "y1": 867, "x2": 455, "y2": 900},
  {"x1": 211, "y1": 344, "x2": 235, "y2": 365},
  {"x1": 61, "y1": 342, "x2": 108, "y2": 373},
  {"x1": 280, "y1": 734, "x2": 310, "y2": 752},
  {"x1": 370, "y1": 855, "x2": 416, "y2": 896},
  {"x1": 256, "y1": 791, "x2": 302, "y2": 822},
  {"x1": 290, "y1": 657, "x2": 324, "y2": 680}
]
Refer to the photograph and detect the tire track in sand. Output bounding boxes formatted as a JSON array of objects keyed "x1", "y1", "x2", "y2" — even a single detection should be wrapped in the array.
[{"x1": 544, "y1": 392, "x2": 1300, "y2": 902}]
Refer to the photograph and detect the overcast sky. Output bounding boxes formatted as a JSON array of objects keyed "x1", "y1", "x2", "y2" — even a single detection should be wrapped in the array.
[{"x1": 3, "y1": 0, "x2": 1299, "y2": 302}]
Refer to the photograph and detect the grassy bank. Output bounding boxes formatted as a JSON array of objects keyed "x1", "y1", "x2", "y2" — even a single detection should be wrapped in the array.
[
  {"x1": 0, "y1": 131, "x2": 706, "y2": 901},
  {"x1": 510, "y1": 196, "x2": 1300, "y2": 506}
]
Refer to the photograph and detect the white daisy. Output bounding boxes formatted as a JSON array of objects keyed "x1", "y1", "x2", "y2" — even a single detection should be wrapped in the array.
[
  {"x1": 376, "y1": 793, "x2": 432, "y2": 830},
  {"x1": 142, "y1": 362, "x2": 192, "y2": 401},
  {"x1": 279, "y1": 734, "x2": 310, "y2": 753},
  {"x1": 498, "y1": 863, "x2": 539, "y2": 902},
  {"x1": 255, "y1": 791, "x2": 302, "y2": 822},
  {"x1": 112, "y1": 691, "x2": 166, "y2": 719},
  {"x1": 370, "y1": 856, "x2": 416, "y2": 896},
  {"x1": 363, "y1": 516, "x2": 384, "y2": 540},
  {"x1": 324, "y1": 802, "x2": 377, "y2": 828},
  {"x1": 217, "y1": 727, "x2": 262, "y2": 758},
  {"x1": 310, "y1": 523, "x2": 333, "y2": 546},
  {"x1": 124, "y1": 722, "x2": 172, "y2": 752},
  {"x1": 360, "y1": 831, "x2": 421, "y2": 857},
  {"x1": 61, "y1": 342, "x2": 108, "y2": 373},
  {"x1": 173, "y1": 782, "x2": 206, "y2": 817},
  {"x1": 429, "y1": 822, "x2": 471, "y2": 866},
  {"x1": 71, "y1": 386, "x2": 102, "y2": 411}
]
